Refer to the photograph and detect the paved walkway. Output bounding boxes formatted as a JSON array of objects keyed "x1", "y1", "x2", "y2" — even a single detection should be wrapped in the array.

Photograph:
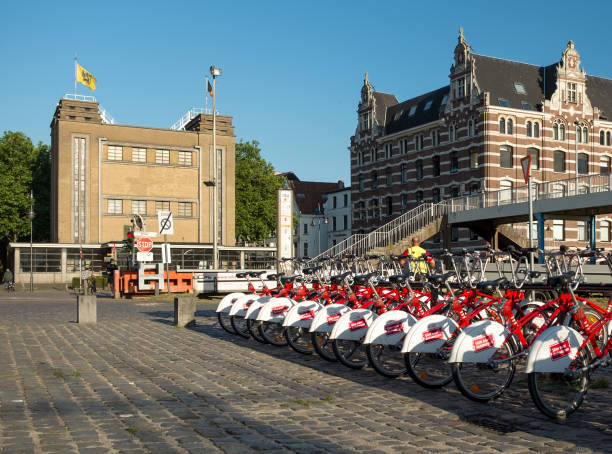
[{"x1": 0, "y1": 291, "x2": 610, "y2": 454}]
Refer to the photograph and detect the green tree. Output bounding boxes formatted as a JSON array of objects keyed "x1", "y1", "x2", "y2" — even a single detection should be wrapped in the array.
[
  {"x1": 235, "y1": 140, "x2": 284, "y2": 243},
  {"x1": 32, "y1": 143, "x2": 51, "y2": 242},
  {"x1": 0, "y1": 131, "x2": 38, "y2": 268}
]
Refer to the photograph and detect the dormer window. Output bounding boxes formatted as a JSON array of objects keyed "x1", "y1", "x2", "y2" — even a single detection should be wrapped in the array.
[
  {"x1": 441, "y1": 94, "x2": 448, "y2": 105},
  {"x1": 498, "y1": 98, "x2": 510, "y2": 107},
  {"x1": 408, "y1": 105, "x2": 417, "y2": 116},
  {"x1": 424, "y1": 100, "x2": 433, "y2": 110},
  {"x1": 514, "y1": 82, "x2": 527, "y2": 95},
  {"x1": 567, "y1": 82, "x2": 577, "y2": 103}
]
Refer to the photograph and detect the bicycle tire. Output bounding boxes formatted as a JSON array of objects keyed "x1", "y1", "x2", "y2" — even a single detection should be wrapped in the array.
[
  {"x1": 217, "y1": 311, "x2": 236, "y2": 334},
  {"x1": 527, "y1": 349, "x2": 590, "y2": 421},
  {"x1": 332, "y1": 339, "x2": 367, "y2": 369},
  {"x1": 311, "y1": 332, "x2": 337, "y2": 362},
  {"x1": 366, "y1": 343, "x2": 406, "y2": 378},
  {"x1": 247, "y1": 319, "x2": 267, "y2": 343},
  {"x1": 285, "y1": 327, "x2": 314, "y2": 355},
  {"x1": 258, "y1": 321, "x2": 288, "y2": 346},
  {"x1": 452, "y1": 341, "x2": 516, "y2": 402},
  {"x1": 230, "y1": 315, "x2": 251, "y2": 339},
  {"x1": 404, "y1": 351, "x2": 453, "y2": 389}
]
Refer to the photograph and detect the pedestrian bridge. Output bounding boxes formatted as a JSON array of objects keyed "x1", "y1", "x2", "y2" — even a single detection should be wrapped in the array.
[{"x1": 448, "y1": 173, "x2": 612, "y2": 226}]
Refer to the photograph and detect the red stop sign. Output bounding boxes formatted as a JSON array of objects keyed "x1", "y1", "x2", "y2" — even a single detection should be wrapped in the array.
[{"x1": 136, "y1": 237, "x2": 153, "y2": 252}]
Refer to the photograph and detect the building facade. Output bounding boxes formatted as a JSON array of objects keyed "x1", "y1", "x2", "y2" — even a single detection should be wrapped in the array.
[
  {"x1": 285, "y1": 174, "x2": 344, "y2": 258},
  {"x1": 323, "y1": 186, "x2": 352, "y2": 248},
  {"x1": 350, "y1": 31, "x2": 612, "y2": 249},
  {"x1": 50, "y1": 97, "x2": 235, "y2": 246}
]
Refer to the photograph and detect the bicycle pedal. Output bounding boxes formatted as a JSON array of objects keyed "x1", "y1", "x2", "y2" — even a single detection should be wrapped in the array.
[
  {"x1": 471, "y1": 385, "x2": 480, "y2": 393},
  {"x1": 419, "y1": 372, "x2": 428, "y2": 379},
  {"x1": 275, "y1": 337, "x2": 283, "y2": 342},
  {"x1": 307, "y1": 344, "x2": 314, "y2": 349}
]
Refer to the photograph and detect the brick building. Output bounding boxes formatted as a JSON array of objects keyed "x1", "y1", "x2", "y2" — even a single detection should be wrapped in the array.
[{"x1": 350, "y1": 30, "x2": 612, "y2": 249}]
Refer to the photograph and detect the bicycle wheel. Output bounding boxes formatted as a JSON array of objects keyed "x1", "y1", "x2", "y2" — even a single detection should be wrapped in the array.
[
  {"x1": 258, "y1": 321, "x2": 288, "y2": 346},
  {"x1": 452, "y1": 341, "x2": 516, "y2": 402},
  {"x1": 217, "y1": 311, "x2": 236, "y2": 334},
  {"x1": 528, "y1": 350, "x2": 590, "y2": 421},
  {"x1": 332, "y1": 339, "x2": 367, "y2": 369},
  {"x1": 230, "y1": 315, "x2": 250, "y2": 339},
  {"x1": 405, "y1": 351, "x2": 453, "y2": 389},
  {"x1": 366, "y1": 343, "x2": 406, "y2": 378},
  {"x1": 247, "y1": 319, "x2": 267, "y2": 343},
  {"x1": 577, "y1": 307, "x2": 609, "y2": 352},
  {"x1": 285, "y1": 327, "x2": 314, "y2": 355},
  {"x1": 311, "y1": 331, "x2": 337, "y2": 362}
]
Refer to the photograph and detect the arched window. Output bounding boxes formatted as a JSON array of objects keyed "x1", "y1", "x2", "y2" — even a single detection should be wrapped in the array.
[
  {"x1": 526, "y1": 121, "x2": 532, "y2": 137},
  {"x1": 607, "y1": 131, "x2": 611, "y2": 146},
  {"x1": 468, "y1": 118, "x2": 474, "y2": 137},
  {"x1": 507, "y1": 118, "x2": 513, "y2": 135},
  {"x1": 499, "y1": 118, "x2": 505, "y2": 134},
  {"x1": 600, "y1": 131, "x2": 605, "y2": 145},
  {"x1": 534, "y1": 122, "x2": 540, "y2": 138},
  {"x1": 553, "y1": 123, "x2": 559, "y2": 140},
  {"x1": 576, "y1": 123, "x2": 588, "y2": 143},
  {"x1": 371, "y1": 170, "x2": 378, "y2": 189},
  {"x1": 401, "y1": 163, "x2": 407, "y2": 183},
  {"x1": 371, "y1": 148, "x2": 376, "y2": 162},
  {"x1": 386, "y1": 196, "x2": 393, "y2": 216},
  {"x1": 449, "y1": 124, "x2": 456, "y2": 141},
  {"x1": 560, "y1": 123, "x2": 565, "y2": 140},
  {"x1": 554, "y1": 150, "x2": 566, "y2": 172}
]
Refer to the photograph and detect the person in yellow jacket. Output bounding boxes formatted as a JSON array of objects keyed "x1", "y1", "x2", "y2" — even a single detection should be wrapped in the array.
[{"x1": 402, "y1": 236, "x2": 435, "y2": 274}]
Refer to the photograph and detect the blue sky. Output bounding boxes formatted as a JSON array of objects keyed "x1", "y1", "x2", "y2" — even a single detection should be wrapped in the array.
[{"x1": 2, "y1": 1, "x2": 612, "y2": 184}]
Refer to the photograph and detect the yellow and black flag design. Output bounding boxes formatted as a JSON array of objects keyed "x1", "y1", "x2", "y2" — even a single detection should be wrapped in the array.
[{"x1": 76, "y1": 63, "x2": 97, "y2": 91}]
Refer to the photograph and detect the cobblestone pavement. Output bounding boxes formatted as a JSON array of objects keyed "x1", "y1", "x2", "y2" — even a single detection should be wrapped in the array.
[{"x1": 0, "y1": 291, "x2": 611, "y2": 454}]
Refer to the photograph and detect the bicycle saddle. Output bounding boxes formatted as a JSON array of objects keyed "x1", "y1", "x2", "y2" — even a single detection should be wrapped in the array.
[
  {"x1": 303, "y1": 266, "x2": 322, "y2": 275},
  {"x1": 476, "y1": 277, "x2": 508, "y2": 293},
  {"x1": 427, "y1": 272, "x2": 454, "y2": 286},
  {"x1": 236, "y1": 273, "x2": 246, "y2": 278},
  {"x1": 389, "y1": 274, "x2": 406, "y2": 284},
  {"x1": 281, "y1": 275, "x2": 301, "y2": 284},
  {"x1": 249, "y1": 271, "x2": 266, "y2": 277}
]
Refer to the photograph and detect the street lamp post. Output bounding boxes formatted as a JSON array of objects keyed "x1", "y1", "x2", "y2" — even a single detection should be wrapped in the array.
[
  {"x1": 210, "y1": 65, "x2": 222, "y2": 270},
  {"x1": 27, "y1": 191, "x2": 35, "y2": 293},
  {"x1": 311, "y1": 216, "x2": 328, "y2": 256},
  {"x1": 181, "y1": 249, "x2": 192, "y2": 269}
]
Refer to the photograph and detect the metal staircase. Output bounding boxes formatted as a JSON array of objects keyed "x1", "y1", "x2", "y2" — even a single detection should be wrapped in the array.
[{"x1": 311, "y1": 202, "x2": 448, "y2": 260}]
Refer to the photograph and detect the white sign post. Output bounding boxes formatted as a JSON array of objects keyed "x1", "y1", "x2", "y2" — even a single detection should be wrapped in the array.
[
  {"x1": 277, "y1": 189, "x2": 294, "y2": 268},
  {"x1": 521, "y1": 155, "x2": 534, "y2": 268},
  {"x1": 158, "y1": 211, "x2": 173, "y2": 293}
]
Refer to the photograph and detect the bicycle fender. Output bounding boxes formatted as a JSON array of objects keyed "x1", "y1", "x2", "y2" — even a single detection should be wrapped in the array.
[
  {"x1": 525, "y1": 326, "x2": 584, "y2": 373},
  {"x1": 363, "y1": 311, "x2": 417, "y2": 346},
  {"x1": 329, "y1": 309, "x2": 377, "y2": 341},
  {"x1": 215, "y1": 292, "x2": 245, "y2": 313},
  {"x1": 256, "y1": 297, "x2": 296, "y2": 324},
  {"x1": 244, "y1": 296, "x2": 271, "y2": 320},
  {"x1": 282, "y1": 301, "x2": 323, "y2": 328},
  {"x1": 401, "y1": 314, "x2": 458, "y2": 354},
  {"x1": 448, "y1": 320, "x2": 509, "y2": 363},
  {"x1": 309, "y1": 304, "x2": 351, "y2": 333},
  {"x1": 229, "y1": 294, "x2": 260, "y2": 317}
]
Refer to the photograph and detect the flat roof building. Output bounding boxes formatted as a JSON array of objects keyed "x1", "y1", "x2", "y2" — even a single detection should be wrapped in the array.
[{"x1": 50, "y1": 96, "x2": 235, "y2": 246}]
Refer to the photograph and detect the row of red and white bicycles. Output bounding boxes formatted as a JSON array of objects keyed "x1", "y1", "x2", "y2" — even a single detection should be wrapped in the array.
[{"x1": 216, "y1": 247, "x2": 612, "y2": 421}]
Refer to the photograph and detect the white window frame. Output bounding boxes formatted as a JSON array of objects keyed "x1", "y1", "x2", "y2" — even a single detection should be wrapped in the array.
[
  {"x1": 108, "y1": 145, "x2": 123, "y2": 161},
  {"x1": 178, "y1": 202, "x2": 192, "y2": 217},
  {"x1": 178, "y1": 151, "x2": 192, "y2": 166},
  {"x1": 132, "y1": 200, "x2": 146, "y2": 215},
  {"x1": 132, "y1": 147, "x2": 146, "y2": 163},
  {"x1": 107, "y1": 199, "x2": 122, "y2": 214},
  {"x1": 553, "y1": 220, "x2": 565, "y2": 241},
  {"x1": 567, "y1": 82, "x2": 577, "y2": 103},
  {"x1": 156, "y1": 149, "x2": 170, "y2": 164}
]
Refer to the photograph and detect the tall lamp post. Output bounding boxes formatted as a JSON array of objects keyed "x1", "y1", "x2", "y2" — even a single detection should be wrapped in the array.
[
  {"x1": 210, "y1": 65, "x2": 222, "y2": 270},
  {"x1": 27, "y1": 191, "x2": 35, "y2": 293},
  {"x1": 311, "y1": 216, "x2": 328, "y2": 256}
]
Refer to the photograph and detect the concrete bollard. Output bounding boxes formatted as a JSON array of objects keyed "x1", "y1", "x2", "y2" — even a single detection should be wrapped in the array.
[
  {"x1": 77, "y1": 295, "x2": 97, "y2": 324},
  {"x1": 174, "y1": 296, "x2": 196, "y2": 327}
]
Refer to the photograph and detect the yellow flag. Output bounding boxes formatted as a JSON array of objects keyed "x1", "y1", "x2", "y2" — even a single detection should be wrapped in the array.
[{"x1": 76, "y1": 63, "x2": 97, "y2": 91}]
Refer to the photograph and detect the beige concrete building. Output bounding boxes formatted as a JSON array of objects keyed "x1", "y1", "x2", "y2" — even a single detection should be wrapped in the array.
[{"x1": 50, "y1": 97, "x2": 235, "y2": 246}]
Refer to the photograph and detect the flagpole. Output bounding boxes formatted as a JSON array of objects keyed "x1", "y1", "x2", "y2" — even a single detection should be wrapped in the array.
[
  {"x1": 205, "y1": 77, "x2": 209, "y2": 113},
  {"x1": 74, "y1": 57, "x2": 77, "y2": 96}
]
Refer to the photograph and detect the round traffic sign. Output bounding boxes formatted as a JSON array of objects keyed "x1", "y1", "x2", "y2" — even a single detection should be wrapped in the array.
[{"x1": 136, "y1": 237, "x2": 153, "y2": 252}]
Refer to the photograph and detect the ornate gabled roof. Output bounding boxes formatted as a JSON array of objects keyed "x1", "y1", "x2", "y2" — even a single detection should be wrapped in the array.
[{"x1": 372, "y1": 92, "x2": 398, "y2": 125}]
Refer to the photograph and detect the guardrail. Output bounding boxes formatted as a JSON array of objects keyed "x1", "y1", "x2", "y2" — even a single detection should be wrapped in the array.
[{"x1": 448, "y1": 173, "x2": 612, "y2": 214}]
